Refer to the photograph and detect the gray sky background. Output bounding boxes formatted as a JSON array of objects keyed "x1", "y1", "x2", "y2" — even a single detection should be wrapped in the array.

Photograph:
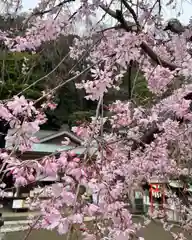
[{"x1": 22, "y1": 0, "x2": 192, "y2": 24}]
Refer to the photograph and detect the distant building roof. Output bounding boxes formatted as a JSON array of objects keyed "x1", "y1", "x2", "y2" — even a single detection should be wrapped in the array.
[
  {"x1": 5, "y1": 128, "x2": 97, "y2": 158},
  {"x1": 5, "y1": 128, "x2": 82, "y2": 149},
  {"x1": 31, "y1": 143, "x2": 85, "y2": 154},
  {"x1": 35, "y1": 130, "x2": 57, "y2": 140},
  {"x1": 5, "y1": 129, "x2": 84, "y2": 154},
  {"x1": 39, "y1": 130, "x2": 82, "y2": 145}
]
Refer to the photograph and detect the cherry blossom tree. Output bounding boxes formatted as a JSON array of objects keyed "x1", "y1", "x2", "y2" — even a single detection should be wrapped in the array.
[{"x1": 0, "y1": 0, "x2": 192, "y2": 239}]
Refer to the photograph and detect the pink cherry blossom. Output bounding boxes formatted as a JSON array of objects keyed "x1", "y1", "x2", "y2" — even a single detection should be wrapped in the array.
[
  {"x1": 1, "y1": 1, "x2": 192, "y2": 239},
  {"x1": 15, "y1": 176, "x2": 27, "y2": 186},
  {"x1": 82, "y1": 233, "x2": 96, "y2": 240},
  {"x1": 57, "y1": 218, "x2": 69, "y2": 234},
  {"x1": 86, "y1": 204, "x2": 100, "y2": 216}
]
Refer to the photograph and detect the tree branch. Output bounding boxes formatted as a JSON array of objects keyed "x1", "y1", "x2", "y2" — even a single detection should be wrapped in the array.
[
  {"x1": 23, "y1": 0, "x2": 75, "y2": 26},
  {"x1": 140, "y1": 42, "x2": 178, "y2": 70},
  {"x1": 100, "y1": 4, "x2": 179, "y2": 70},
  {"x1": 99, "y1": 4, "x2": 137, "y2": 31},
  {"x1": 127, "y1": 60, "x2": 133, "y2": 99},
  {"x1": 99, "y1": 4, "x2": 119, "y2": 20},
  {"x1": 121, "y1": 0, "x2": 141, "y2": 31},
  {"x1": 33, "y1": 0, "x2": 75, "y2": 16}
]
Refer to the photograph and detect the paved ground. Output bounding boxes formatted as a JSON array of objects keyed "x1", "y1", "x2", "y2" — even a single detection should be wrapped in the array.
[
  {"x1": 3, "y1": 220, "x2": 192, "y2": 240},
  {"x1": 0, "y1": 211, "x2": 192, "y2": 240},
  {"x1": 1, "y1": 211, "x2": 38, "y2": 221},
  {"x1": 1, "y1": 211, "x2": 95, "y2": 222}
]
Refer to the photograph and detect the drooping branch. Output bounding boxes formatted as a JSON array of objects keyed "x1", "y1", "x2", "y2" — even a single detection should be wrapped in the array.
[
  {"x1": 32, "y1": 0, "x2": 75, "y2": 16},
  {"x1": 100, "y1": 4, "x2": 179, "y2": 71},
  {"x1": 99, "y1": 4, "x2": 188, "y2": 151},
  {"x1": 24, "y1": 0, "x2": 76, "y2": 26}
]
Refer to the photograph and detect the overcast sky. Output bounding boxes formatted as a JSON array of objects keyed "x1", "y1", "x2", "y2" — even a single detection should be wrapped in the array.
[{"x1": 22, "y1": 0, "x2": 192, "y2": 24}]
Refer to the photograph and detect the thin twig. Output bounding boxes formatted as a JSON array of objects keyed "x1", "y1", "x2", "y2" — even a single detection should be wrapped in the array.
[
  {"x1": 34, "y1": 60, "x2": 101, "y2": 104},
  {"x1": 17, "y1": 52, "x2": 71, "y2": 96}
]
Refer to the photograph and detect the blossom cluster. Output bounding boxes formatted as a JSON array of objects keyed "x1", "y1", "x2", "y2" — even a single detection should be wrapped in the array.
[{"x1": 1, "y1": 0, "x2": 192, "y2": 239}]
